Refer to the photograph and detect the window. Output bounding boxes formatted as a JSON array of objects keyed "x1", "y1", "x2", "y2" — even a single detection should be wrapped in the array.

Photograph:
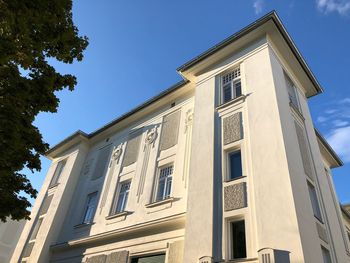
[
  {"x1": 113, "y1": 181, "x2": 131, "y2": 214},
  {"x1": 49, "y1": 159, "x2": 66, "y2": 187},
  {"x1": 29, "y1": 218, "x2": 43, "y2": 241},
  {"x1": 321, "y1": 246, "x2": 332, "y2": 263},
  {"x1": 285, "y1": 73, "x2": 300, "y2": 110},
  {"x1": 131, "y1": 254, "x2": 165, "y2": 263},
  {"x1": 231, "y1": 220, "x2": 247, "y2": 259},
  {"x1": 156, "y1": 165, "x2": 173, "y2": 202},
  {"x1": 221, "y1": 68, "x2": 242, "y2": 104},
  {"x1": 228, "y1": 150, "x2": 243, "y2": 180},
  {"x1": 347, "y1": 230, "x2": 350, "y2": 243},
  {"x1": 82, "y1": 192, "x2": 98, "y2": 224},
  {"x1": 307, "y1": 182, "x2": 322, "y2": 221}
]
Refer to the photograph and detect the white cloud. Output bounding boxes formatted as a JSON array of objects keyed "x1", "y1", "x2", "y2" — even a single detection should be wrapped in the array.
[
  {"x1": 325, "y1": 108, "x2": 338, "y2": 114},
  {"x1": 317, "y1": 116, "x2": 328, "y2": 123},
  {"x1": 333, "y1": 119, "x2": 349, "y2": 127},
  {"x1": 316, "y1": 0, "x2": 350, "y2": 15},
  {"x1": 339, "y1": 97, "x2": 350, "y2": 104},
  {"x1": 327, "y1": 126, "x2": 350, "y2": 162},
  {"x1": 253, "y1": 0, "x2": 264, "y2": 15}
]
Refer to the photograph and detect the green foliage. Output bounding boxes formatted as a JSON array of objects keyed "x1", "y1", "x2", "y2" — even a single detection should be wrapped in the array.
[{"x1": 0, "y1": 0, "x2": 88, "y2": 222}]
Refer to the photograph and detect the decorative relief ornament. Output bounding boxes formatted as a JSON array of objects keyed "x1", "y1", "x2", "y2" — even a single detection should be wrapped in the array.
[
  {"x1": 83, "y1": 158, "x2": 93, "y2": 175},
  {"x1": 145, "y1": 127, "x2": 158, "y2": 145},
  {"x1": 112, "y1": 144, "x2": 123, "y2": 162},
  {"x1": 184, "y1": 109, "x2": 194, "y2": 133}
]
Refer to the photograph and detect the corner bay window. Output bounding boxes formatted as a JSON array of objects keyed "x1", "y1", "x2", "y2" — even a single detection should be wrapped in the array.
[
  {"x1": 222, "y1": 68, "x2": 242, "y2": 104},
  {"x1": 228, "y1": 150, "x2": 243, "y2": 180},
  {"x1": 82, "y1": 192, "x2": 97, "y2": 224},
  {"x1": 231, "y1": 220, "x2": 247, "y2": 259},
  {"x1": 156, "y1": 165, "x2": 173, "y2": 202},
  {"x1": 114, "y1": 181, "x2": 131, "y2": 214}
]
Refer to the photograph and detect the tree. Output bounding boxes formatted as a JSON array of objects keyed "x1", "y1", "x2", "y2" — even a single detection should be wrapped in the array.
[{"x1": 0, "y1": 0, "x2": 88, "y2": 222}]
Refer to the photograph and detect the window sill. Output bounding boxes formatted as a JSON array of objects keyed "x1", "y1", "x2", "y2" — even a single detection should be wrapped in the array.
[
  {"x1": 106, "y1": 211, "x2": 131, "y2": 220},
  {"x1": 145, "y1": 197, "x2": 175, "y2": 208},
  {"x1": 48, "y1": 183, "x2": 60, "y2": 189},
  {"x1": 289, "y1": 102, "x2": 304, "y2": 121},
  {"x1": 73, "y1": 222, "x2": 94, "y2": 229},
  {"x1": 216, "y1": 95, "x2": 246, "y2": 111},
  {"x1": 224, "y1": 176, "x2": 246, "y2": 183},
  {"x1": 225, "y1": 257, "x2": 258, "y2": 262}
]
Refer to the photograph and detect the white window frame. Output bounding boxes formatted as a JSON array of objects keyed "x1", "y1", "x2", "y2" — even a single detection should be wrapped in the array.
[
  {"x1": 227, "y1": 149, "x2": 243, "y2": 181},
  {"x1": 112, "y1": 180, "x2": 131, "y2": 214},
  {"x1": 221, "y1": 68, "x2": 242, "y2": 104},
  {"x1": 228, "y1": 218, "x2": 247, "y2": 260},
  {"x1": 49, "y1": 159, "x2": 67, "y2": 187},
  {"x1": 154, "y1": 164, "x2": 174, "y2": 202},
  {"x1": 284, "y1": 73, "x2": 301, "y2": 111},
  {"x1": 307, "y1": 180, "x2": 323, "y2": 222},
  {"x1": 82, "y1": 192, "x2": 98, "y2": 224}
]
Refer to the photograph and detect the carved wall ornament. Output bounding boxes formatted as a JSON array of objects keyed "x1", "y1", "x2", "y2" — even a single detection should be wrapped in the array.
[
  {"x1": 145, "y1": 127, "x2": 158, "y2": 146},
  {"x1": 83, "y1": 158, "x2": 94, "y2": 175},
  {"x1": 112, "y1": 144, "x2": 123, "y2": 163},
  {"x1": 184, "y1": 109, "x2": 194, "y2": 133}
]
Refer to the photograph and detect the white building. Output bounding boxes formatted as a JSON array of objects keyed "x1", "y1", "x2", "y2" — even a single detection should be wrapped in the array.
[
  {"x1": 11, "y1": 11, "x2": 350, "y2": 263},
  {"x1": 0, "y1": 219, "x2": 25, "y2": 263}
]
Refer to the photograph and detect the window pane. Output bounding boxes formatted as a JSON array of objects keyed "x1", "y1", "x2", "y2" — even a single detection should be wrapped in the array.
[
  {"x1": 115, "y1": 182, "x2": 130, "y2": 213},
  {"x1": 234, "y1": 80, "x2": 242, "y2": 98},
  {"x1": 156, "y1": 165, "x2": 173, "y2": 201},
  {"x1": 321, "y1": 246, "x2": 332, "y2": 263},
  {"x1": 308, "y1": 182, "x2": 322, "y2": 220},
  {"x1": 229, "y1": 151, "x2": 242, "y2": 180},
  {"x1": 50, "y1": 159, "x2": 66, "y2": 187},
  {"x1": 30, "y1": 218, "x2": 43, "y2": 241},
  {"x1": 83, "y1": 192, "x2": 97, "y2": 223},
  {"x1": 285, "y1": 74, "x2": 299, "y2": 109},
  {"x1": 232, "y1": 220, "x2": 246, "y2": 259},
  {"x1": 223, "y1": 84, "x2": 232, "y2": 103}
]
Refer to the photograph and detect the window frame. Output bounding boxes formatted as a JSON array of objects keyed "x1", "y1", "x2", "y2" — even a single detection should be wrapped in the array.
[
  {"x1": 227, "y1": 149, "x2": 243, "y2": 181},
  {"x1": 112, "y1": 180, "x2": 131, "y2": 214},
  {"x1": 307, "y1": 181, "x2": 323, "y2": 222},
  {"x1": 49, "y1": 159, "x2": 67, "y2": 187},
  {"x1": 221, "y1": 68, "x2": 242, "y2": 105},
  {"x1": 154, "y1": 164, "x2": 174, "y2": 202},
  {"x1": 284, "y1": 72, "x2": 301, "y2": 111},
  {"x1": 82, "y1": 191, "x2": 98, "y2": 224},
  {"x1": 229, "y1": 219, "x2": 247, "y2": 260}
]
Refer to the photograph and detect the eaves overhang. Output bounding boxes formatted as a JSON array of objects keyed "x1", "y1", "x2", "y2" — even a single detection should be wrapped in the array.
[
  {"x1": 45, "y1": 80, "x2": 189, "y2": 158},
  {"x1": 177, "y1": 10, "x2": 323, "y2": 98},
  {"x1": 315, "y1": 128, "x2": 343, "y2": 168}
]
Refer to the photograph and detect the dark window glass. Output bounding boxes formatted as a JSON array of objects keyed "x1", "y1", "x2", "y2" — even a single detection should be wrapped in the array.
[
  {"x1": 231, "y1": 220, "x2": 247, "y2": 259},
  {"x1": 131, "y1": 254, "x2": 165, "y2": 263},
  {"x1": 234, "y1": 80, "x2": 242, "y2": 98},
  {"x1": 307, "y1": 182, "x2": 322, "y2": 221},
  {"x1": 229, "y1": 151, "x2": 242, "y2": 180},
  {"x1": 321, "y1": 246, "x2": 332, "y2": 263},
  {"x1": 223, "y1": 84, "x2": 232, "y2": 103}
]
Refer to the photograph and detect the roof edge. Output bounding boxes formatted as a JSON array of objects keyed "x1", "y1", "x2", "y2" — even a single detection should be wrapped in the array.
[
  {"x1": 45, "y1": 80, "x2": 189, "y2": 156},
  {"x1": 177, "y1": 10, "x2": 323, "y2": 97},
  {"x1": 315, "y1": 128, "x2": 343, "y2": 168}
]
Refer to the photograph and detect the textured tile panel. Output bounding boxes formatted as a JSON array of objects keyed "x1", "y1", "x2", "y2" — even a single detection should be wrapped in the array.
[
  {"x1": 160, "y1": 110, "x2": 181, "y2": 151},
  {"x1": 86, "y1": 255, "x2": 107, "y2": 263},
  {"x1": 223, "y1": 112, "x2": 243, "y2": 145},
  {"x1": 106, "y1": 250, "x2": 129, "y2": 263},
  {"x1": 224, "y1": 182, "x2": 247, "y2": 211},
  {"x1": 294, "y1": 122, "x2": 313, "y2": 180},
  {"x1": 91, "y1": 145, "x2": 112, "y2": 180},
  {"x1": 122, "y1": 132, "x2": 142, "y2": 167},
  {"x1": 316, "y1": 222, "x2": 329, "y2": 243},
  {"x1": 39, "y1": 194, "x2": 53, "y2": 216}
]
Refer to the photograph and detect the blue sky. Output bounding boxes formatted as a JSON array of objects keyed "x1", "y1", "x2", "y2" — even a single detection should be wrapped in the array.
[{"x1": 28, "y1": 0, "x2": 350, "y2": 205}]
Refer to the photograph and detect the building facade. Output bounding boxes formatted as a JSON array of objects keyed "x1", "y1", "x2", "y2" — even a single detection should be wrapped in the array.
[
  {"x1": 11, "y1": 12, "x2": 350, "y2": 263},
  {"x1": 0, "y1": 219, "x2": 25, "y2": 263}
]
